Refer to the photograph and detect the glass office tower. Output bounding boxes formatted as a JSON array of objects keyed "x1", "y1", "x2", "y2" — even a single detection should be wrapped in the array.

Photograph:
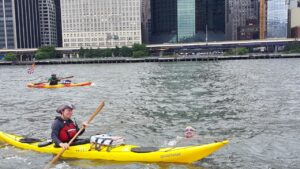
[
  {"x1": 150, "y1": 0, "x2": 177, "y2": 43},
  {"x1": 0, "y1": 0, "x2": 40, "y2": 49},
  {"x1": 177, "y1": 0, "x2": 195, "y2": 42},
  {"x1": 267, "y1": 0, "x2": 288, "y2": 38},
  {"x1": 150, "y1": 0, "x2": 225, "y2": 43},
  {"x1": 196, "y1": 0, "x2": 225, "y2": 41}
]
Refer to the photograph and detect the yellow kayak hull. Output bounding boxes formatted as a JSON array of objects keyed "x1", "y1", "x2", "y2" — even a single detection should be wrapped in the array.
[
  {"x1": 27, "y1": 82, "x2": 92, "y2": 88},
  {"x1": 0, "y1": 131, "x2": 228, "y2": 163}
]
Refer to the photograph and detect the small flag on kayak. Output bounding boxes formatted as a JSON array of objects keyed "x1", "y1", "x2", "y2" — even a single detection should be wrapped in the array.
[{"x1": 27, "y1": 63, "x2": 35, "y2": 74}]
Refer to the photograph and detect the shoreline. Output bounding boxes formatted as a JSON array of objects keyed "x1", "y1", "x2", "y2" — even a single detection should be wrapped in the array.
[{"x1": 1, "y1": 53, "x2": 300, "y2": 65}]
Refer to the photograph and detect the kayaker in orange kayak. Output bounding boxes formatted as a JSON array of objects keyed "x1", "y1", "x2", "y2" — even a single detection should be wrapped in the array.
[
  {"x1": 48, "y1": 74, "x2": 60, "y2": 85},
  {"x1": 51, "y1": 104, "x2": 88, "y2": 149}
]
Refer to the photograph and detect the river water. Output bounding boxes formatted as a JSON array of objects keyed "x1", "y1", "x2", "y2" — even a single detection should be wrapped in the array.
[{"x1": 1, "y1": 59, "x2": 300, "y2": 169}]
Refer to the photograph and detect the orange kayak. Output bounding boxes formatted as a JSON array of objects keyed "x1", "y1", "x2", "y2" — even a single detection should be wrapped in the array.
[{"x1": 27, "y1": 82, "x2": 92, "y2": 88}]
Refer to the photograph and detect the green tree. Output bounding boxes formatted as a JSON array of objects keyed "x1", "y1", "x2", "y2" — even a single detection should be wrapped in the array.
[
  {"x1": 112, "y1": 46, "x2": 120, "y2": 57},
  {"x1": 4, "y1": 52, "x2": 17, "y2": 61},
  {"x1": 131, "y1": 43, "x2": 149, "y2": 57},
  {"x1": 79, "y1": 47, "x2": 85, "y2": 58},
  {"x1": 225, "y1": 47, "x2": 249, "y2": 56},
  {"x1": 285, "y1": 42, "x2": 300, "y2": 53},
  {"x1": 133, "y1": 51, "x2": 148, "y2": 58},
  {"x1": 84, "y1": 48, "x2": 94, "y2": 58},
  {"x1": 132, "y1": 43, "x2": 146, "y2": 51},
  {"x1": 120, "y1": 46, "x2": 132, "y2": 57},
  {"x1": 35, "y1": 46, "x2": 56, "y2": 60},
  {"x1": 103, "y1": 48, "x2": 112, "y2": 57}
]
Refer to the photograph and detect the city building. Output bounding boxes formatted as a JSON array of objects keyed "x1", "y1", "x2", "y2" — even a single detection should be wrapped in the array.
[
  {"x1": 0, "y1": 0, "x2": 41, "y2": 49},
  {"x1": 60, "y1": 0, "x2": 142, "y2": 48},
  {"x1": 39, "y1": 0, "x2": 57, "y2": 46},
  {"x1": 0, "y1": 0, "x2": 16, "y2": 49},
  {"x1": 196, "y1": 0, "x2": 225, "y2": 42},
  {"x1": 150, "y1": 0, "x2": 225, "y2": 44},
  {"x1": 177, "y1": 0, "x2": 196, "y2": 42},
  {"x1": 54, "y1": 0, "x2": 62, "y2": 47},
  {"x1": 225, "y1": 0, "x2": 258, "y2": 40},
  {"x1": 288, "y1": 2, "x2": 300, "y2": 38},
  {"x1": 141, "y1": 0, "x2": 151, "y2": 44},
  {"x1": 238, "y1": 19, "x2": 259, "y2": 40},
  {"x1": 266, "y1": 0, "x2": 289, "y2": 38},
  {"x1": 14, "y1": 0, "x2": 41, "y2": 48},
  {"x1": 288, "y1": 0, "x2": 300, "y2": 8},
  {"x1": 291, "y1": 27, "x2": 300, "y2": 38},
  {"x1": 150, "y1": 0, "x2": 177, "y2": 43}
]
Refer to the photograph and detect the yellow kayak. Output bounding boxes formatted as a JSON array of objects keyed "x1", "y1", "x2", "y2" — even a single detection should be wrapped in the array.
[
  {"x1": 27, "y1": 82, "x2": 92, "y2": 88},
  {"x1": 0, "y1": 131, "x2": 228, "y2": 164}
]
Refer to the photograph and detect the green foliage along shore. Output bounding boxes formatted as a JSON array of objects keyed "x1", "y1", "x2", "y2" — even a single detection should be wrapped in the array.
[
  {"x1": 4, "y1": 52, "x2": 17, "y2": 61},
  {"x1": 79, "y1": 43, "x2": 149, "y2": 58},
  {"x1": 225, "y1": 47, "x2": 249, "y2": 56},
  {"x1": 285, "y1": 42, "x2": 300, "y2": 53},
  {"x1": 35, "y1": 46, "x2": 56, "y2": 60}
]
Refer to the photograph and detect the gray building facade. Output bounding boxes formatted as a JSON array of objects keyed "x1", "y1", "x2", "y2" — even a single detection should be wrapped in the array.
[
  {"x1": 54, "y1": 0, "x2": 62, "y2": 47},
  {"x1": 141, "y1": 0, "x2": 151, "y2": 43},
  {"x1": 0, "y1": 0, "x2": 16, "y2": 49},
  {"x1": 61, "y1": 0, "x2": 142, "y2": 48},
  {"x1": 15, "y1": 0, "x2": 41, "y2": 48},
  {"x1": 225, "y1": 0, "x2": 258, "y2": 40},
  {"x1": 0, "y1": 0, "x2": 40, "y2": 49},
  {"x1": 39, "y1": 0, "x2": 57, "y2": 46}
]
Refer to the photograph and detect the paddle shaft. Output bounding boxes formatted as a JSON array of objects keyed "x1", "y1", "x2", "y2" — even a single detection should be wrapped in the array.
[
  {"x1": 35, "y1": 76, "x2": 74, "y2": 85},
  {"x1": 44, "y1": 101, "x2": 105, "y2": 169}
]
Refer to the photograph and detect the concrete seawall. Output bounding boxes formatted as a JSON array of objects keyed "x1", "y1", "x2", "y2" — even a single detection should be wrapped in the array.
[{"x1": 1, "y1": 53, "x2": 300, "y2": 65}]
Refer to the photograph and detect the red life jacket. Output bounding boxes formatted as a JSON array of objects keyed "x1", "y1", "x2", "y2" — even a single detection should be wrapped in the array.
[{"x1": 59, "y1": 121, "x2": 78, "y2": 142}]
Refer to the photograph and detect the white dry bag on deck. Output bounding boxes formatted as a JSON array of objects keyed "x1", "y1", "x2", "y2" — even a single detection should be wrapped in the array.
[{"x1": 90, "y1": 134, "x2": 125, "y2": 151}]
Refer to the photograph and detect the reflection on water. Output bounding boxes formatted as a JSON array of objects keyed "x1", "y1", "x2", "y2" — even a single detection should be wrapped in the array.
[{"x1": 1, "y1": 59, "x2": 300, "y2": 168}]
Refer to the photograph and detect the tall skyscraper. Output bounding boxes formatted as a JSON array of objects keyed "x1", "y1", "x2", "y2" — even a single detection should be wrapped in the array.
[
  {"x1": 39, "y1": 0, "x2": 57, "y2": 46},
  {"x1": 225, "y1": 0, "x2": 257, "y2": 40},
  {"x1": 14, "y1": 0, "x2": 41, "y2": 48},
  {"x1": 288, "y1": 0, "x2": 300, "y2": 38},
  {"x1": 149, "y1": 0, "x2": 225, "y2": 43},
  {"x1": 177, "y1": 0, "x2": 195, "y2": 42},
  {"x1": 196, "y1": 0, "x2": 225, "y2": 42},
  {"x1": 141, "y1": 0, "x2": 151, "y2": 44},
  {"x1": 0, "y1": 0, "x2": 40, "y2": 49},
  {"x1": 150, "y1": 0, "x2": 177, "y2": 43},
  {"x1": 266, "y1": 0, "x2": 288, "y2": 38},
  {"x1": 0, "y1": 0, "x2": 16, "y2": 49},
  {"x1": 61, "y1": 0, "x2": 142, "y2": 48},
  {"x1": 54, "y1": 0, "x2": 62, "y2": 47}
]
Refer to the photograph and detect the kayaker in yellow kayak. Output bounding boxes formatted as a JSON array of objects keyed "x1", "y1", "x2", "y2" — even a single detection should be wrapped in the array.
[
  {"x1": 48, "y1": 74, "x2": 60, "y2": 85},
  {"x1": 51, "y1": 104, "x2": 88, "y2": 149}
]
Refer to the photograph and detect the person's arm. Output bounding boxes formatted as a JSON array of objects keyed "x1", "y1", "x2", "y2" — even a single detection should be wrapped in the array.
[{"x1": 51, "y1": 120, "x2": 63, "y2": 146}]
